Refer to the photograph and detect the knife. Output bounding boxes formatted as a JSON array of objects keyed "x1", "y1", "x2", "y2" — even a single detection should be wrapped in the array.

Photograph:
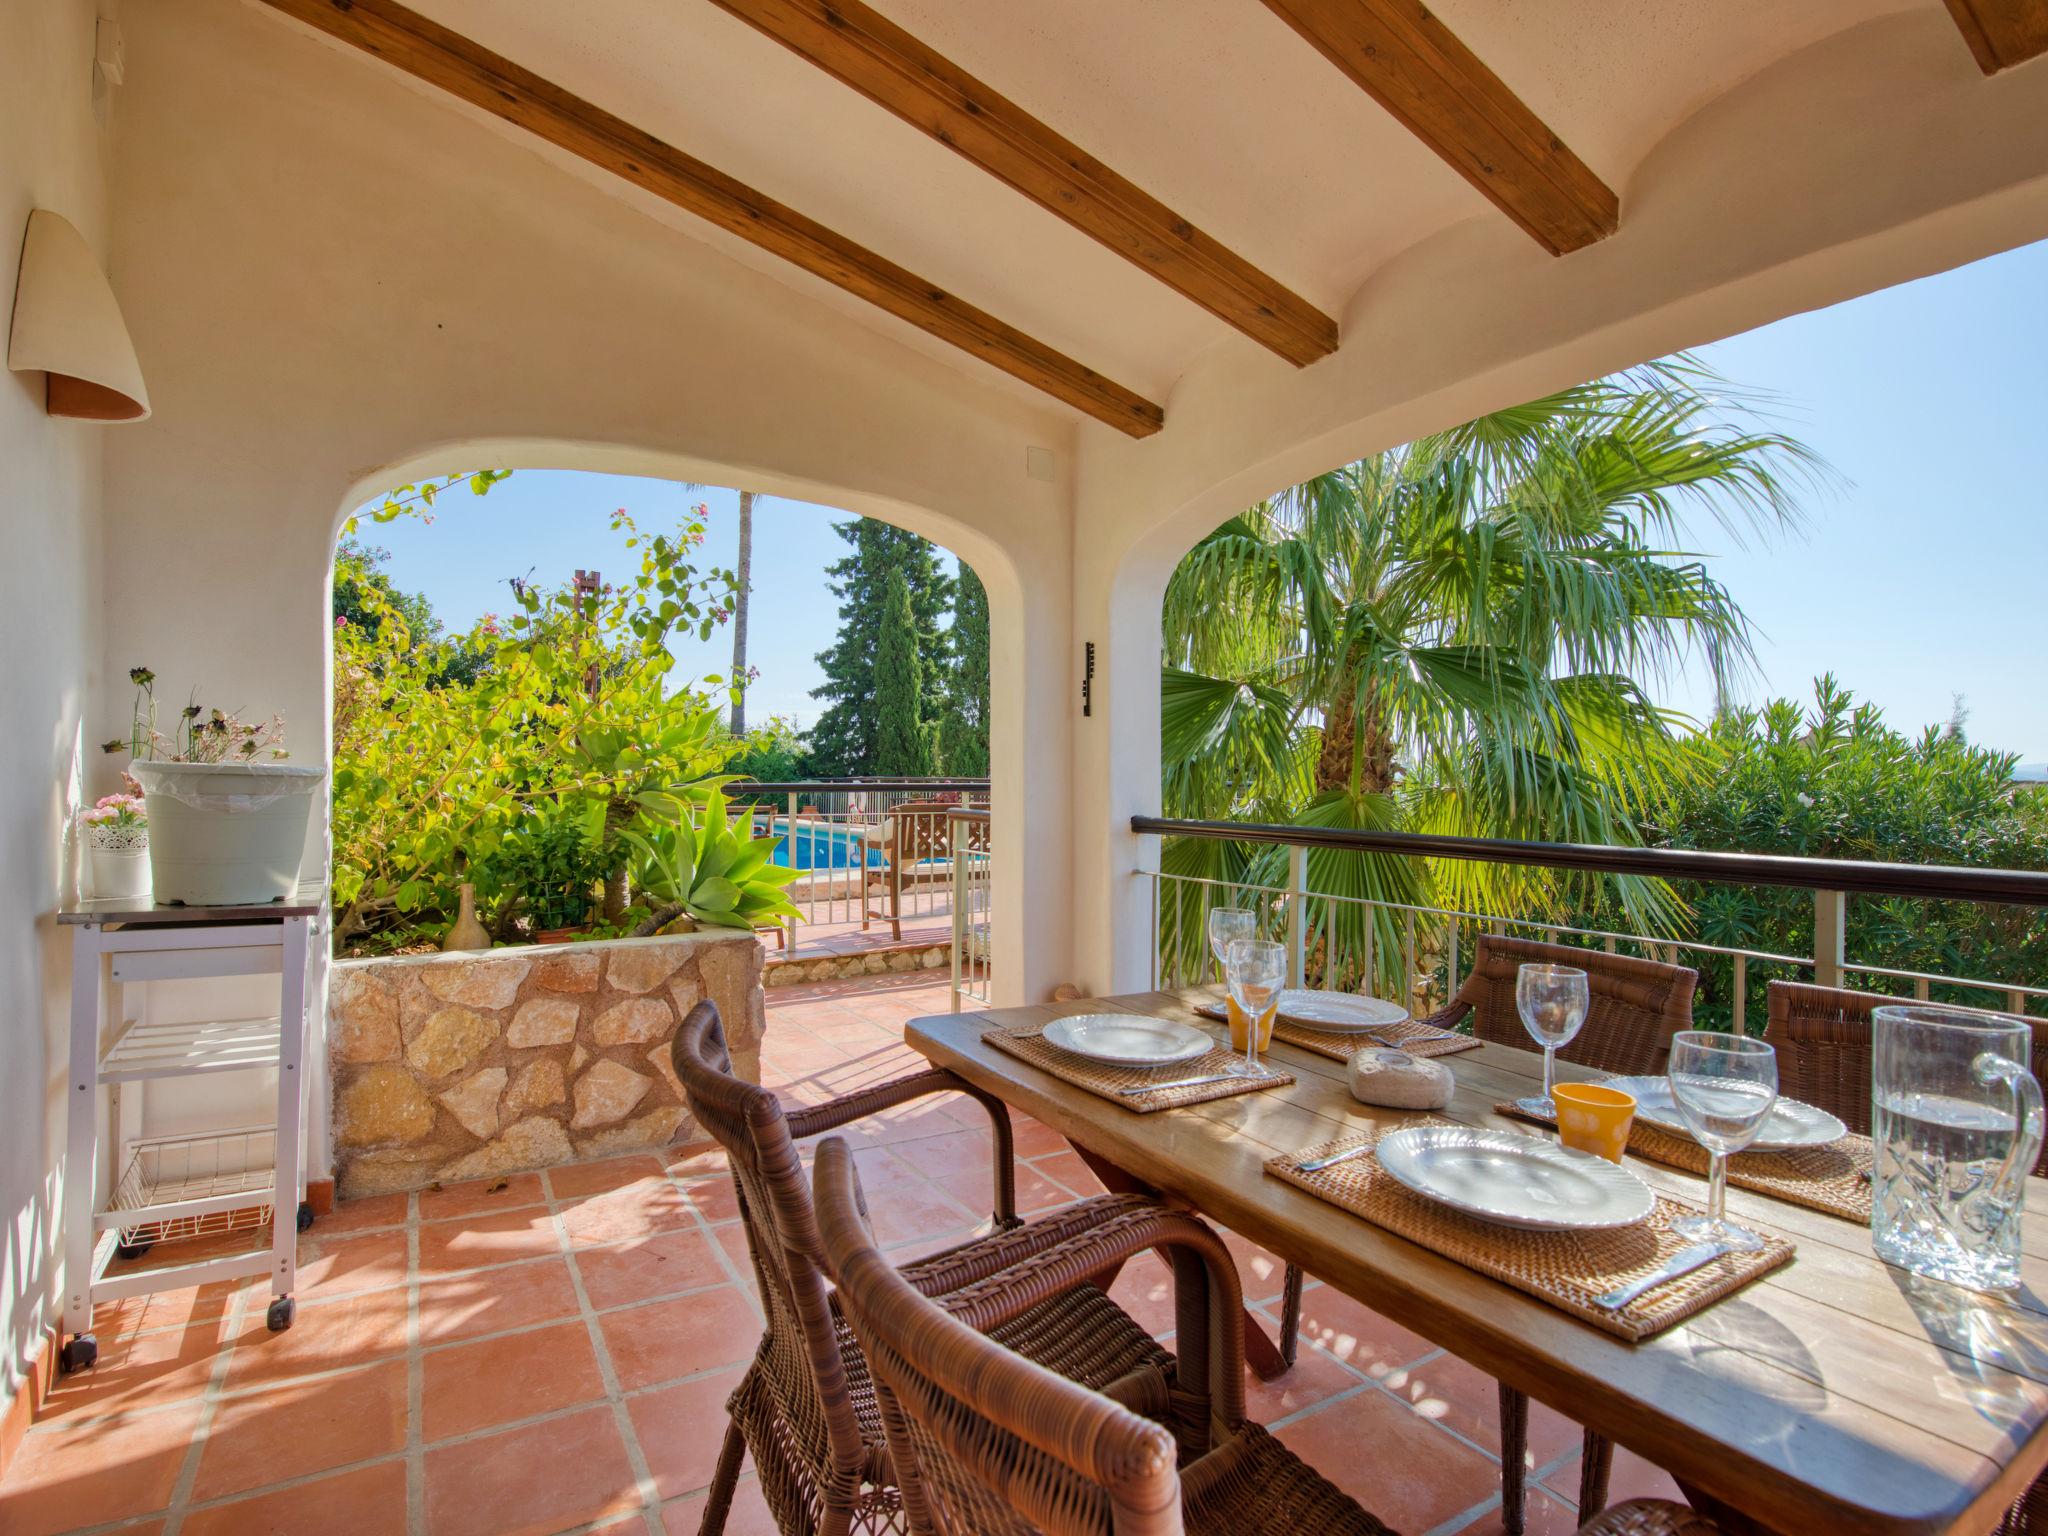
[
  {"x1": 1593, "y1": 1240, "x2": 1734, "y2": 1311},
  {"x1": 1296, "y1": 1142, "x2": 1376, "y2": 1174},
  {"x1": 1118, "y1": 1070, "x2": 1248, "y2": 1096}
]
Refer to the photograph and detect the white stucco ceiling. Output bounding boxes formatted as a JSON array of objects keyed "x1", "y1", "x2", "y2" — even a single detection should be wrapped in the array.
[{"x1": 298, "y1": 0, "x2": 1979, "y2": 420}]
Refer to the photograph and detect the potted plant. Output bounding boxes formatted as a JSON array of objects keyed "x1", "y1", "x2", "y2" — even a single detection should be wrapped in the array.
[
  {"x1": 76, "y1": 779, "x2": 151, "y2": 901},
  {"x1": 497, "y1": 801, "x2": 611, "y2": 943},
  {"x1": 113, "y1": 668, "x2": 326, "y2": 906}
]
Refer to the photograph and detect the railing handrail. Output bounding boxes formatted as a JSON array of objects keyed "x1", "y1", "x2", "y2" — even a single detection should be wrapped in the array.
[
  {"x1": 736, "y1": 777, "x2": 991, "y2": 793},
  {"x1": 1131, "y1": 815, "x2": 2048, "y2": 908}
]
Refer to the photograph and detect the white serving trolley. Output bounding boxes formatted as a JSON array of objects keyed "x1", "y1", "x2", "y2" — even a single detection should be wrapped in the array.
[{"x1": 57, "y1": 883, "x2": 322, "y2": 1372}]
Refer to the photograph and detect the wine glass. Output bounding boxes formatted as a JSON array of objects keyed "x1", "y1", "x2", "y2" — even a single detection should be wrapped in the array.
[
  {"x1": 1515, "y1": 963, "x2": 1589, "y2": 1116},
  {"x1": 1224, "y1": 938, "x2": 1286, "y2": 1080},
  {"x1": 1666, "y1": 1030, "x2": 1778, "y2": 1252},
  {"x1": 1206, "y1": 906, "x2": 1258, "y2": 981}
]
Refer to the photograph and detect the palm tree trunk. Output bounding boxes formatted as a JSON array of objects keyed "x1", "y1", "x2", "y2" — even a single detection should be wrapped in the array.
[
  {"x1": 1315, "y1": 667, "x2": 1395, "y2": 795},
  {"x1": 730, "y1": 489, "x2": 753, "y2": 736}
]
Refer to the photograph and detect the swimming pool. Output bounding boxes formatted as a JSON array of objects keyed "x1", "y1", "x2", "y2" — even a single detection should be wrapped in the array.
[{"x1": 765, "y1": 819, "x2": 885, "y2": 872}]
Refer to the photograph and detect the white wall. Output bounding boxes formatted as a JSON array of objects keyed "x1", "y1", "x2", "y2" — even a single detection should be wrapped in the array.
[
  {"x1": 95, "y1": 0, "x2": 1084, "y2": 1048},
  {"x1": 0, "y1": 0, "x2": 110, "y2": 1449}
]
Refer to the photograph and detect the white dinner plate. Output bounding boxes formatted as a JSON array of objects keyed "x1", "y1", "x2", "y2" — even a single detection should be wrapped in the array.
[
  {"x1": 1601, "y1": 1075, "x2": 1848, "y2": 1150},
  {"x1": 1375, "y1": 1125, "x2": 1655, "y2": 1231},
  {"x1": 1042, "y1": 1014, "x2": 1212, "y2": 1069},
  {"x1": 1274, "y1": 989, "x2": 1411, "y2": 1034}
]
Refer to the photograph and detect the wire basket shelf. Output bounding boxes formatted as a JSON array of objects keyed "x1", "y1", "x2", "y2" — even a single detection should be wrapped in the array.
[{"x1": 108, "y1": 1125, "x2": 277, "y2": 1247}]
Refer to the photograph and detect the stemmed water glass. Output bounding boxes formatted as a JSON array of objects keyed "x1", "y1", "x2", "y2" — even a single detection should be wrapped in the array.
[
  {"x1": 1515, "y1": 963, "x2": 1589, "y2": 1117},
  {"x1": 1666, "y1": 1030, "x2": 1779, "y2": 1252},
  {"x1": 1206, "y1": 906, "x2": 1258, "y2": 984},
  {"x1": 1224, "y1": 938, "x2": 1286, "y2": 1080}
]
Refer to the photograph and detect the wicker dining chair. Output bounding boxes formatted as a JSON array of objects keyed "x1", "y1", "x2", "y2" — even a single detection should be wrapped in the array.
[
  {"x1": 1762, "y1": 979, "x2": 2048, "y2": 1177},
  {"x1": 1757, "y1": 980, "x2": 2048, "y2": 1536},
  {"x1": 813, "y1": 1134, "x2": 1724, "y2": 1536},
  {"x1": 1273, "y1": 934, "x2": 1698, "y2": 1534},
  {"x1": 671, "y1": 1000, "x2": 1186, "y2": 1536}
]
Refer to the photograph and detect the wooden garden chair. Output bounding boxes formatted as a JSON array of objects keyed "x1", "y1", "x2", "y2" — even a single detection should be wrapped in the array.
[
  {"x1": 863, "y1": 799, "x2": 985, "y2": 941},
  {"x1": 669, "y1": 1000, "x2": 1188, "y2": 1536},
  {"x1": 812, "y1": 1133, "x2": 1723, "y2": 1536}
]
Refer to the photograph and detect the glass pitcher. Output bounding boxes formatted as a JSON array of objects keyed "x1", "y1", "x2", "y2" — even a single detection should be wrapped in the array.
[{"x1": 1871, "y1": 1004, "x2": 2044, "y2": 1291}]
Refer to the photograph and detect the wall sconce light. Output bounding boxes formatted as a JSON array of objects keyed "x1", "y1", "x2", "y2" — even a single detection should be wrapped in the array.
[{"x1": 8, "y1": 209, "x2": 150, "y2": 421}]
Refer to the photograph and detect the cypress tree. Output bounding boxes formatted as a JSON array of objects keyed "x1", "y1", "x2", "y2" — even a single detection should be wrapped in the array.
[
  {"x1": 871, "y1": 568, "x2": 931, "y2": 775},
  {"x1": 938, "y1": 562, "x2": 990, "y2": 776},
  {"x1": 808, "y1": 520, "x2": 952, "y2": 774}
]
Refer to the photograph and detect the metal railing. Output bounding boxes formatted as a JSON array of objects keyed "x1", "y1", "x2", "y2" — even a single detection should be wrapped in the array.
[
  {"x1": 729, "y1": 779, "x2": 989, "y2": 957},
  {"x1": 949, "y1": 809, "x2": 993, "y2": 1011},
  {"x1": 1132, "y1": 817, "x2": 2048, "y2": 1028}
]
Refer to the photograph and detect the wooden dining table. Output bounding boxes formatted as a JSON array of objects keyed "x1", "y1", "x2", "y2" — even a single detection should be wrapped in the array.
[{"x1": 904, "y1": 989, "x2": 2048, "y2": 1536}]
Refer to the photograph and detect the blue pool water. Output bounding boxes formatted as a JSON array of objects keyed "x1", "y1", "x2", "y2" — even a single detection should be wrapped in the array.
[{"x1": 766, "y1": 819, "x2": 885, "y2": 872}]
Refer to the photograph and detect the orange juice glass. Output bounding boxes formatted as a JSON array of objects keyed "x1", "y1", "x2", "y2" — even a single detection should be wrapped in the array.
[
  {"x1": 1227, "y1": 996, "x2": 1277, "y2": 1054},
  {"x1": 1553, "y1": 1083, "x2": 1636, "y2": 1163}
]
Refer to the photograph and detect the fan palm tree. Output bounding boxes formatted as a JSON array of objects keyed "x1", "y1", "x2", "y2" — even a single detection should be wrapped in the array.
[{"x1": 1158, "y1": 357, "x2": 1823, "y2": 990}]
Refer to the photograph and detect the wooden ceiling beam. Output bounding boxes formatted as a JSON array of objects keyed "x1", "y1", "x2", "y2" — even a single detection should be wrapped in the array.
[
  {"x1": 706, "y1": 0, "x2": 1338, "y2": 367},
  {"x1": 252, "y1": 0, "x2": 1164, "y2": 436},
  {"x1": 1942, "y1": 0, "x2": 2048, "y2": 73},
  {"x1": 1259, "y1": 0, "x2": 1618, "y2": 256}
]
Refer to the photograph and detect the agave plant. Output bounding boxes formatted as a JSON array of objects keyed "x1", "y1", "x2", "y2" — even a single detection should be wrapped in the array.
[
  {"x1": 1158, "y1": 356, "x2": 1826, "y2": 992},
  {"x1": 622, "y1": 786, "x2": 802, "y2": 936}
]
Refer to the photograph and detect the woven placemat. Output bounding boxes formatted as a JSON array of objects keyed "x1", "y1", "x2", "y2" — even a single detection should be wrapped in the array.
[
  {"x1": 985, "y1": 1023, "x2": 1293, "y2": 1112},
  {"x1": 1191, "y1": 1000, "x2": 1481, "y2": 1061},
  {"x1": 1267, "y1": 1117, "x2": 1794, "y2": 1342},
  {"x1": 1493, "y1": 1100, "x2": 1873, "y2": 1225}
]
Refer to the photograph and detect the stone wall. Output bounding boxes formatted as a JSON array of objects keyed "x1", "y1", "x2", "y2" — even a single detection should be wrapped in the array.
[{"x1": 328, "y1": 932, "x2": 765, "y2": 1197}]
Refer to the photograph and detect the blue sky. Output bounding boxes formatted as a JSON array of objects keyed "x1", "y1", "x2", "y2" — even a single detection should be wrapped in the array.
[{"x1": 355, "y1": 236, "x2": 2048, "y2": 756}]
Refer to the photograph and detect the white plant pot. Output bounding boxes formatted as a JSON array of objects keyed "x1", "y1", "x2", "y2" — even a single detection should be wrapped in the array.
[
  {"x1": 129, "y1": 760, "x2": 326, "y2": 906},
  {"x1": 88, "y1": 843, "x2": 152, "y2": 901}
]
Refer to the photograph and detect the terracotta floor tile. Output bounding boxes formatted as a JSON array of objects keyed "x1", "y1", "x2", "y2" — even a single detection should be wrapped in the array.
[
  {"x1": 296, "y1": 1228, "x2": 410, "y2": 1297},
  {"x1": 1219, "y1": 1230, "x2": 1291, "y2": 1304},
  {"x1": 1241, "y1": 1337, "x2": 1365, "y2": 1423},
  {"x1": 182, "y1": 1459, "x2": 408, "y2": 1536},
  {"x1": 1008, "y1": 1115, "x2": 1073, "y2": 1160},
  {"x1": 886, "y1": 1128, "x2": 993, "y2": 1182},
  {"x1": 424, "y1": 1320, "x2": 606, "y2": 1440},
  {"x1": 712, "y1": 1222, "x2": 756, "y2": 1278},
  {"x1": 0, "y1": 1401, "x2": 201, "y2": 1536},
  {"x1": 1276, "y1": 1386, "x2": 1501, "y2": 1533},
  {"x1": 1542, "y1": 1443, "x2": 1683, "y2": 1508},
  {"x1": 424, "y1": 1405, "x2": 642, "y2": 1536},
  {"x1": 1453, "y1": 1487, "x2": 1586, "y2": 1535},
  {"x1": 416, "y1": 1205, "x2": 563, "y2": 1274},
  {"x1": 598, "y1": 1287, "x2": 762, "y2": 1392},
  {"x1": 417, "y1": 1171, "x2": 546, "y2": 1222},
  {"x1": 225, "y1": 1286, "x2": 411, "y2": 1388},
  {"x1": 1106, "y1": 1254, "x2": 1178, "y2": 1338},
  {"x1": 560, "y1": 1177, "x2": 697, "y2": 1247},
  {"x1": 1380, "y1": 1351, "x2": 1582, "y2": 1467},
  {"x1": 308, "y1": 1192, "x2": 409, "y2": 1237},
  {"x1": 1270, "y1": 1286, "x2": 1434, "y2": 1381},
  {"x1": 577, "y1": 1229, "x2": 730, "y2": 1311},
  {"x1": 549, "y1": 1155, "x2": 666, "y2": 1201},
  {"x1": 629, "y1": 1367, "x2": 747, "y2": 1500},
  {"x1": 92, "y1": 1278, "x2": 242, "y2": 1334},
  {"x1": 662, "y1": 1475, "x2": 779, "y2": 1536},
  {"x1": 38, "y1": 1319, "x2": 225, "y2": 1421},
  {"x1": 1030, "y1": 1149, "x2": 1107, "y2": 1199},
  {"x1": 863, "y1": 1185, "x2": 981, "y2": 1247},
  {"x1": 191, "y1": 1360, "x2": 407, "y2": 1501},
  {"x1": 414, "y1": 1255, "x2": 583, "y2": 1347},
  {"x1": 667, "y1": 1150, "x2": 739, "y2": 1225}
]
